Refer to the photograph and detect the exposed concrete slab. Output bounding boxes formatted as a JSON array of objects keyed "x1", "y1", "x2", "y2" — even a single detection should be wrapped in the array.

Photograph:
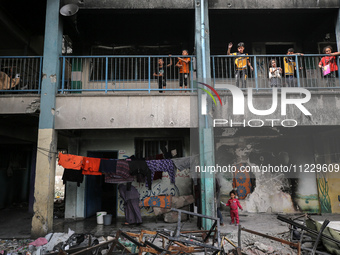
[
  {"x1": 0, "y1": 96, "x2": 40, "y2": 114},
  {"x1": 3, "y1": 91, "x2": 340, "y2": 130},
  {"x1": 55, "y1": 94, "x2": 197, "y2": 129}
]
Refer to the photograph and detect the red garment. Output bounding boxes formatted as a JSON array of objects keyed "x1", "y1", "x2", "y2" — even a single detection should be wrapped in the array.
[
  {"x1": 226, "y1": 198, "x2": 243, "y2": 211},
  {"x1": 319, "y1": 56, "x2": 338, "y2": 72},
  {"x1": 58, "y1": 153, "x2": 83, "y2": 170},
  {"x1": 82, "y1": 157, "x2": 102, "y2": 175},
  {"x1": 226, "y1": 198, "x2": 242, "y2": 224},
  {"x1": 230, "y1": 210, "x2": 240, "y2": 224}
]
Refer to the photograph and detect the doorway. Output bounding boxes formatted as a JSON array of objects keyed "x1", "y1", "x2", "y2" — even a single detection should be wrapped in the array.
[
  {"x1": 265, "y1": 44, "x2": 295, "y2": 55},
  {"x1": 85, "y1": 151, "x2": 118, "y2": 218}
]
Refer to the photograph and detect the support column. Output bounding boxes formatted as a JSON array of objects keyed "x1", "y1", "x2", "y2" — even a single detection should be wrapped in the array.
[
  {"x1": 65, "y1": 137, "x2": 85, "y2": 220},
  {"x1": 31, "y1": 0, "x2": 63, "y2": 238},
  {"x1": 336, "y1": 9, "x2": 340, "y2": 51},
  {"x1": 195, "y1": 0, "x2": 215, "y2": 229}
]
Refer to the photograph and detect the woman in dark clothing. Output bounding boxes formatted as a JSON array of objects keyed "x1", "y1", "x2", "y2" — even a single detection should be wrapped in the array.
[{"x1": 118, "y1": 183, "x2": 142, "y2": 225}]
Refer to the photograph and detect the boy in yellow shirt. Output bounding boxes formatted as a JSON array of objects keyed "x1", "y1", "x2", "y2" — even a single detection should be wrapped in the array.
[
  {"x1": 283, "y1": 48, "x2": 303, "y2": 87},
  {"x1": 227, "y1": 42, "x2": 253, "y2": 88}
]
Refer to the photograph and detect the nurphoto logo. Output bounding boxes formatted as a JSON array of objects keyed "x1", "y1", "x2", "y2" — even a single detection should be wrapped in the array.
[{"x1": 198, "y1": 83, "x2": 312, "y2": 127}]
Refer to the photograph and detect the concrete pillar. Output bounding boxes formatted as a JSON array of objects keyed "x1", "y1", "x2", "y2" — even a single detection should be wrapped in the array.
[
  {"x1": 336, "y1": 9, "x2": 340, "y2": 51},
  {"x1": 65, "y1": 138, "x2": 85, "y2": 220},
  {"x1": 195, "y1": 0, "x2": 215, "y2": 229},
  {"x1": 31, "y1": 0, "x2": 63, "y2": 238}
]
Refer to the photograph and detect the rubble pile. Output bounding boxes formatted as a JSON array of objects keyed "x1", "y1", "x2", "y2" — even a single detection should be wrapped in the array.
[
  {"x1": 1, "y1": 210, "x2": 339, "y2": 255},
  {"x1": 0, "y1": 239, "x2": 33, "y2": 255},
  {"x1": 240, "y1": 233, "x2": 297, "y2": 255},
  {"x1": 0, "y1": 231, "x2": 110, "y2": 255}
]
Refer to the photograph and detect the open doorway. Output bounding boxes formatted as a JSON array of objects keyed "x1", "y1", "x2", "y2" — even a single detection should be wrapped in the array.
[
  {"x1": 85, "y1": 151, "x2": 118, "y2": 218},
  {"x1": 265, "y1": 44, "x2": 295, "y2": 55}
]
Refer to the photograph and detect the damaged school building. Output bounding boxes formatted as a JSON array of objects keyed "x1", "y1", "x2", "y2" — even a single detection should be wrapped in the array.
[{"x1": 0, "y1": 0, "x2": 340, "y2": 240}]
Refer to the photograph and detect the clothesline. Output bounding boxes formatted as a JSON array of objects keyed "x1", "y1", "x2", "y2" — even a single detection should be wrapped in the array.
[{"x1": 58, "y1": 153, "x2": 192, "y2": 190}]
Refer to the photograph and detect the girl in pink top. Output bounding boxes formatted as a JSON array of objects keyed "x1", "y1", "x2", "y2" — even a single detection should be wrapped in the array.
[
  {"x1": 319, "y1": 45, "x2": 340, "y2": 87},
  {"x1": 225, "y1": 190, "x2": 243, "y2": 226}
]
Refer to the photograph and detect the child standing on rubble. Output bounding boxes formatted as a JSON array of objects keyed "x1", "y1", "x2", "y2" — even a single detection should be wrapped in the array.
[{"x1": 225, "y1": 190, "x2": 243, "y2": 226}]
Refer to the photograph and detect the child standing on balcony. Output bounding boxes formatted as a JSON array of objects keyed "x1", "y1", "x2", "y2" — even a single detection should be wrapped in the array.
[
  {"x1": 283, "y1": 48, "x2": 303, "y2": 87},
  {"x1": 227, "y1": 42, "x2": 253, "y2": 88},
  {"x1": 225, "y1": 190, "x2": 243, "y2": 226},
  {"x1": 153, "y1": 55, "x2": 172, "y2": 93},
  {"x1": 319, "y1": 46, "x2": 339, "y2": 87},
  {"x1": 176, "y1": 50, "x2": 190, "y2": 92},
  {"x1": 269, "y1": 59, "x2": 282, "y2": 87}
]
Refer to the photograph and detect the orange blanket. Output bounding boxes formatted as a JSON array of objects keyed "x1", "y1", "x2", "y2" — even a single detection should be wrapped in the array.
[{"x1": 142, "y1": 195, "x2": 172, "y2": 208}]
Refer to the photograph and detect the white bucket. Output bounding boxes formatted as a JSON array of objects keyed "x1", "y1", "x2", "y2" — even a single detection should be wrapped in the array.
[{"x1": 96, "y1": 211, "x2": 107, "y2": 224}]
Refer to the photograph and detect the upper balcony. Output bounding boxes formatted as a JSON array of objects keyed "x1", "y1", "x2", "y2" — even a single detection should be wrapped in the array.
[
  {"x1": 1, "y1": 54, "x2": 340, "y2": 128},
  {"x1": 1, "y1": 54, "x2": 339, "y2": 94}
]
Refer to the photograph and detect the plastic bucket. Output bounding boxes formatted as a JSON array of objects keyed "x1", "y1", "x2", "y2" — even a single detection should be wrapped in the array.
[
  {"x1": 103, "y1": 214, "x2": 112, "y2": 226},
  {"x1": 96, "y1": 211, "x2": 107, "y2": 224}
]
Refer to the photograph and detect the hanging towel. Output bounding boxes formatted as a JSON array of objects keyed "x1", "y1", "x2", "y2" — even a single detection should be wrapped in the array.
[
  {"x1": 58, "y1": 153, "x2": 83, "y2": 170},
  {"x1": 82, "y1": 157, "x2": 102, "y2": 175}
]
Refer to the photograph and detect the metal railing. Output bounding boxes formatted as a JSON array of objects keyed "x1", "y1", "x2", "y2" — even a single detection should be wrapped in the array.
[
  {"x1": 1, "y1": 54, "x2": 339, "y2": 94},
  {"x1": 59, "y1": 55, "x2": 195, "y2": 94},
  {"x1": 0, "y1": 56, "x2": 43, "y2": 93},
  {"x1": 211, "y1": 54, "x2": 340, "y2": 90}
]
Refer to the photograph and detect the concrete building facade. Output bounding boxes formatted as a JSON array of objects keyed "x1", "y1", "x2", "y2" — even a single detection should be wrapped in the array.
[{"x1": 0, "y1": 0, "x2": 340, "y2": 237}]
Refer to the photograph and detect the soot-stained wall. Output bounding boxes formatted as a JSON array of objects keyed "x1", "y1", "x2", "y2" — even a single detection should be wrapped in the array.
[{"x1": 214, "y1": 126, "x2": 332, "y2": 213}]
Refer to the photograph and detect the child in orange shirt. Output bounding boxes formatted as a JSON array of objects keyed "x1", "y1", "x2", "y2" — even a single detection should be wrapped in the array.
[
  {"x1": 176, "y1": 50, "x2": 191, "y2": 91},
  {"x1": 225, "y1": 190, "x2": 243, "y2": 226}
]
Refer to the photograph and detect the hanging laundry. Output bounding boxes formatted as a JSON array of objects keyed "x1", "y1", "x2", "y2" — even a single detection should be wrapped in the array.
[
  {"x1": 115, "y1": 160, "x2": 132, "y2": 179},
  {"x1": 58, "y1": 153, "x2": 83, "y2": 170},
  {"x1": 171, "y1": 156, "x2": 191, "y2": 171},
  {"x1": 99, "y1": 159, "x2": 117, "y2": 173},
  {"x1": 146, "y1": 159, "x2": 176, "y2": 184},
  {"x1": 62, "y1": 168, "x2": 84, "y2": 187},
  {"x1": 82, "y1": 157, "x2": 102, "y2": 175},
  {"x1": 104, "y1": 172, "x2": 134, "y2": 184},
  {"x1": 128, "y1": 160, "x2": 152, "y2": 190},
  {"x1": 104, "y1": 160, "x2": 134, "y2": 183}
]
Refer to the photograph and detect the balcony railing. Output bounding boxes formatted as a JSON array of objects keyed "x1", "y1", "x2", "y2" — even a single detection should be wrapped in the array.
[
  {"x1": 211, "y1": 54, "x2": 340, "y2": 90},
  {"x1": 0, "y1": 56, "x2": 43, "y2": 93},
  {"x1": 0, "y1": 55, "x2": 339, "y2": 94},
  {"x1": 59, "y1": 55, "x2": 195, "y2": 93}
]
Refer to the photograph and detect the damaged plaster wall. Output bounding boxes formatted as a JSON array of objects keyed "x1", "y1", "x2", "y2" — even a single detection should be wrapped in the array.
[
  {"x1": 244, "y1": 171, "x2": 296, "y2": 213},
  {"x1": 215, "y1": 127, "x2": 321, "y2": 214}
]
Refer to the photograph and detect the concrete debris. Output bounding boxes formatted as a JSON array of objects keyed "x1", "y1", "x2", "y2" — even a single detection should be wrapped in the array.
[
  {"x1": 0, "y1": 239, "x2": 34, "y2": 255},
  {"x1": 0, "y1": 232, "x2": 109, "y2": 255},
  {"x1": 223, "y1": 232, "x2": 298, "y2": 255}
]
